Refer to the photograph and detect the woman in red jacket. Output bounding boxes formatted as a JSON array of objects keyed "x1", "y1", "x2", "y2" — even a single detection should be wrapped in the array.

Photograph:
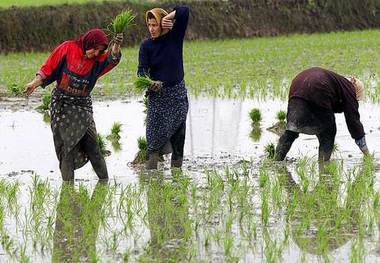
[{"x1": 24, "y1": 29, "x2": 123, "y2": 181}]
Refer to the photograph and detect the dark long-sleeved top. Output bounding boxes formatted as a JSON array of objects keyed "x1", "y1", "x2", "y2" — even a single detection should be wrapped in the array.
[
  {"x1": 289, "y1": 67, "x2": 364, "y2": 139},
  {"x1": 137, "y1": 6, "x2": 189, "y2": 87}
]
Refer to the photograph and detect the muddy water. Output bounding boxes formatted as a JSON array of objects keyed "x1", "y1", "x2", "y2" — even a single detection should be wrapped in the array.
[
  {"x1": 0, "y1": 97, "x2": 379, "y2": 262},
  {"x1": 1, "y1": 97, "x2": 380, "y2": 178}
]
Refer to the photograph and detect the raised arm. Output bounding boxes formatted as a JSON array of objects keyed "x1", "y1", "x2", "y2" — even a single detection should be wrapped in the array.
[
  {"x1": 95, "y1": 33, "x2": 123, "y2": 79},
  {"x1": 162, "y1": 6, "x2": 189, "y2": 41}
]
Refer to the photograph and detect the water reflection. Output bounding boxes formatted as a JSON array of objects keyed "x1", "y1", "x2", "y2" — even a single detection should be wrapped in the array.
[
  {"x1": 250, "y1": 124, "x2": 262, "y2": 142},
  {"x1": 52, "y1": 181, "x2": 109, "y2": 262},
  {"x1": 139, "y1": 171, "x2": 191, "y2": 262},
  {"x1": 187, "y1": 98, "x2": 243, "y2": 155},
  {"x1": 278, "y1": 161, "x2": 373, "y2": 257}
]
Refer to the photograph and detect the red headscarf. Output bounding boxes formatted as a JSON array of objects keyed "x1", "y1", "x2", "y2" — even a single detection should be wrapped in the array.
[{"x1": 76, "y1": 28, "x2": 108, "y2": 52}]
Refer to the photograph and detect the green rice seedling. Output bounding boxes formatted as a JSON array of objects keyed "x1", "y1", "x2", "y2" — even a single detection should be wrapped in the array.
[
  {"x1": 276, "y1": 110, "x2": 286, "y2": 122},
  {"x1": 110, "y1": 10, "x2": 136, "y2": 35},
  {"x1": 42, "y1": 111, "x2": 51, "y2": 123},
  {"x1": 106, "y1": 122, "x2": 122, "y2": 141},
  {"x1": 8, "y1": 83, "x2": 23, "y2": 96},
  {"x1": 35, "y1": 93, "x2": 51, "y2": 113},
  {"x1": 250, "y1": 124, "x2": 262, "y2": 142},
  {"x1": 264, "y1": 142, "x2": 275, "y2": 159},
  {"x1": 249, "y1": 108, "x2": 262, "y2": 124},
  {"x1": 110, "y1": 122, "x2": 122, "y2": 138},
  {"x1": 132, "y1": 136, "x2": 148, "y2": 164},
  {"x1": 134, "y1": 75, "x2": 153, "y2": 94},
  {"x1": 96, "y1": 133, "x2": 110, "y2": 157}
]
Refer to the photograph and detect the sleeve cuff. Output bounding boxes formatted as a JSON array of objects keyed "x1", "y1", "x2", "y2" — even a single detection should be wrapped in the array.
[{"x1": 355, "y1": 136, "x2": 368, "y2": 152}]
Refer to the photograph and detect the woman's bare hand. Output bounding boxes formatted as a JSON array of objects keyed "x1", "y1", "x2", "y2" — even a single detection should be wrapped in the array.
[
  {"x1": 24, "y1": 75, "x2": 42, "y2": 96},
  {"x1": 161, "y1": 17, "x2": 174, "y2": 30}
]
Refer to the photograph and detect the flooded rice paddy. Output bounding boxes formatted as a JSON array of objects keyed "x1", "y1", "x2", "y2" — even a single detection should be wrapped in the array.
[{"x1": 0, "y1": 97, "x2": 380, "y2": 262}]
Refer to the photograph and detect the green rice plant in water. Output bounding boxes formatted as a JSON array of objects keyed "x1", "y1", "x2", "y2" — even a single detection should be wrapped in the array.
[
  {"x1": 264, "y1": 142, "x2": 275, "y2": 159},
  {"x1": 250, "y1": 124, "x2": 262, "y2": 142},
  {"x1": 107, "y1": 122, "x2": 122, "y2": 141},
  {"x1": 134, "y1": 75, "x2": 153, "y2": 94},
  {"x1": 106, "y1": 122, "x2": 122, "y2": 152},
  {"x1": 276, "y1": 110, "x2": 286, "y2": 122},
  {"x1": 133, "y1": 136, "x2": 148, "y2": 164},
  {"x1": 8, "y1": 83, "x2": 23, "y2": 96},
  {"x1": 36, "y1": 93, "x2": 51, "y2": 112},
  {"x1": 96, "y1": 133, "x2": 110, "y2": 157},
  {"x1": 110, "y1": 9, "x2": 135, "y2": 35},
  {"x1": 249, "y1": 108, "x2": 262, "y2": 125}
]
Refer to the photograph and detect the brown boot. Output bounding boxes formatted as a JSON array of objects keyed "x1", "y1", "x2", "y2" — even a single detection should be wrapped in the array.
[
  {"x1": 146, "y1": 152, "x2": 159, "y2": 170},
  {"x1": 171, "y1": 158, "x2": 183, "y2": 168}
]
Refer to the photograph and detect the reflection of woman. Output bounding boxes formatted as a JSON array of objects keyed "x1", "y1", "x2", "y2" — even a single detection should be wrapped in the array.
[
  {"x1": 278, "y1": 164, "x2": 368, "y2": 255},
  {"x1": 139, "y1": 172, "x2": 191, "y2": 262},
  {"x1": 25, "y1": 29, "x2": 123, "y2": 180},
  {"x1": 52, "y1": 181, "x2": 109, "y2": 262},
  {"x1": 138, "y1": 6, "x2": 190, "y2": 169}
]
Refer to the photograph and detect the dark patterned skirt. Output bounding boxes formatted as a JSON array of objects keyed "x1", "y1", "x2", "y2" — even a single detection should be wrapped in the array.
[
  {"x1": 286, "y1": 97, "x2": 335, "y2": 135},
  {"x1": 146, "y1": 80, "x2": 189, "y2": 154},
  {"x1": 50, "y1": 88, "x2": 96, "y2": 169}
]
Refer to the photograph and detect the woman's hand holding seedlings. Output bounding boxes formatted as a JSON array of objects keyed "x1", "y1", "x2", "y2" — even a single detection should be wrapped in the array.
[{"x1": 111, "y1": 33, "x2": 123, "y2": 55}]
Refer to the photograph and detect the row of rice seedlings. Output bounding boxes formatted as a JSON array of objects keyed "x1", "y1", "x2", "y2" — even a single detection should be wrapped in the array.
[
  {"x1": 28, "y1": 176, "x2": 56, "y2": 253},
  {"x1": 4, "y1": 30, "x2": 380, "y2": 99},
  {"x1": 0, "y1": 156, "x2": 377, "y2": 261}
]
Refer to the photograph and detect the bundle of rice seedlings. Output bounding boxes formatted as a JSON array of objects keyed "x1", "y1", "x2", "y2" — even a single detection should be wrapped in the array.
[
  {"x1": 276, "y1": 110, "x2": 286, "y2": 122},
  {"x1": 96, "y1": 133, "x2": 111, "y2": 157},
  {"x1": 9, "y1": 84, "x2": 23, "y2": 96},
  {"x1": 133, "y1": 136, "x2": 148, "y2": 164},
  {"x1": 264, "y1": 142, "x2": 275, "y2": 159},
  {"x1": 249, "y1": 108, "x2": 262, "y2": 124},
  {"x1": 107, "y1": 122, "x2": 122, "y2": 141},
  {"x1": 110, "y1": 9, "x2": 136, "y2": 35},
  {"x1": 36, "y1": 93, "x2": 51, "y2": 113},
  {"x1": 134, "y1": 76, "x2": 153, "y2": 94}
]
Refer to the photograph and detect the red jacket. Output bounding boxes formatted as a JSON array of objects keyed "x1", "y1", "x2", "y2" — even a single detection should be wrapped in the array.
[{"x1": 38, "y1": 41, "x2": 120, "y2": 96}]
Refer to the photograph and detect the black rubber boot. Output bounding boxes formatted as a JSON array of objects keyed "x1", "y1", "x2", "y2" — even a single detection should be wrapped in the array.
[
  {"x1": 60, "y1": 154, "x2": 75, "y2": 181},
  {"x1": 274, "y1": 130, "x2": 299, "y2": 161},
  {"x1": 317, "y1": 124, "x2": 336, "y2": 162},
  {"x1": 146, "y1": 152, "x2": 160, "y2": 170},
  {"x1": 171, "y1": 158, "x2": 183, "y2": 168}
]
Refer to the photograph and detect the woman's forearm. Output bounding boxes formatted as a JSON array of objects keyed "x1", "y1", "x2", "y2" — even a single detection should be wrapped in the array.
[{"x1": 165, "y1": 10, "x2": 176, "y2": 20}]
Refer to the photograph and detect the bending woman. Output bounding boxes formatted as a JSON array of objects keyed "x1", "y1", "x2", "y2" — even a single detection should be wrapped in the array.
[
  {"x1": 138, "y1": 6, "x2": 190, "y2": 169},
  {"x1": 275, "y1": 67, "x2": 369, "y2": 162},
  {"x1": 24, "y1": 29, "x2": 123, "y2": 180}
]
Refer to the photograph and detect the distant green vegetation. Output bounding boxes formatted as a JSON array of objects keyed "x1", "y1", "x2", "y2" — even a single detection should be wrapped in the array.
[
  {"x1": 0, "y1": 0, "x2": 132, "y2": 8},
  {"x1": 1, "y1": 29, "x2": 380, "y2": 101}
]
